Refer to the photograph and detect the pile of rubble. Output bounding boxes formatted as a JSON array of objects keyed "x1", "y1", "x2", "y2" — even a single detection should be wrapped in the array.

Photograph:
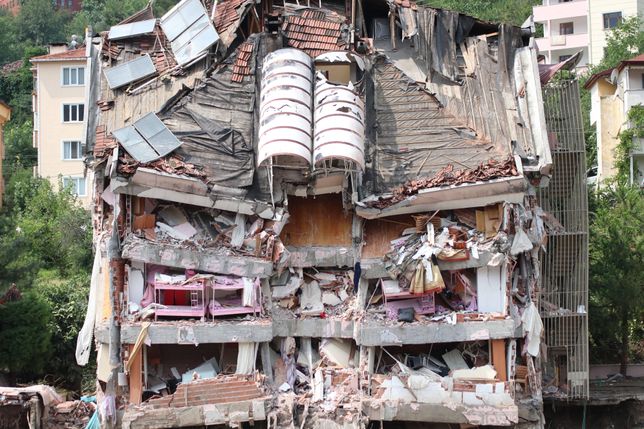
[{"x1": 48, "y1": 400, "x2": 96, "y2": 429}]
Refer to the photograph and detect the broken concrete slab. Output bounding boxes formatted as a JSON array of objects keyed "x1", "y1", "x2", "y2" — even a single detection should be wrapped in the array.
[
  {"x1": 286, "y1": 246, "x2": 354, "y2": 268},
  {"x1": 361, "y1": 400, "x2": 518, "y2": 426},
  {"x1": 355, "y1": 319, "x2": 520, "y2": 346},
  {"x1": 121, "y1": 236, "x2": 273, "y2": 278},
  {"x1": 99, "y1": 321, "x2": 273, "y2": 345}
]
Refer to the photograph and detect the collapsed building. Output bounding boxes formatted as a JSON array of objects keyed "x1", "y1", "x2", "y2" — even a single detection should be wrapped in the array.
[{"x1": 76, "y1": 0, "x2": 588, "y2": 427}]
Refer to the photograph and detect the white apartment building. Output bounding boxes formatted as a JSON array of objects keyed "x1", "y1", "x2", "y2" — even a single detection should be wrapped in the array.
[{"x1": 533, "y1": 0, "x2": 644, "y2": 67}]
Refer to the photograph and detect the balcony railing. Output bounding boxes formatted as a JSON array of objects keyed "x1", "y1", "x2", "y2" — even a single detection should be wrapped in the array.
[
  {"x1": 533, "y1": 1, "x2": 587, "y2": 22},
  {"x1": 535, "y1": 33, "x2": 589, "y2": 51}
]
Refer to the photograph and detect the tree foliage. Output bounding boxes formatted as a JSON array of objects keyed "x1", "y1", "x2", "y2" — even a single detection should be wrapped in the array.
[
  {"x1": 0, "y1": 292, "x2": 52, "y2": 377},
  {"x1": 16, "y1": 0, "x2": 71, "y2": 46},
  {"x1": 420, "y1": 0, "x2": 539, "y2": 26},
  {"x1": 588, "y1": 183, "x2": 644, "y2": 368},
  {"x1": 0, "y1": 172, "x2": 93, "y2": 290},
  {"x1": 597, "y1": 16, "x2": 644, "y2": 72},
  {"x1": 34, "y1": 272, "x2": 91, "y2": 390}
]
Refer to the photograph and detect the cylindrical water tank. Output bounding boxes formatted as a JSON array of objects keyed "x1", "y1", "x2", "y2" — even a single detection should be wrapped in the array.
[
  {"x1": 313, "y1": 78, "x2": 365, "y2": 170},
  {"x1": 258, "y1": 48, "x2": 313, "y2": 166}
]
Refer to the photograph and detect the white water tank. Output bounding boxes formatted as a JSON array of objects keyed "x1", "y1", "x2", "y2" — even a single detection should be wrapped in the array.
[
  {"x1": 258, "y1": 48, "x2": 313, "y2": 167},
  {"x1": 313, "y1": 77, "x2": 365, "y2": 170}
]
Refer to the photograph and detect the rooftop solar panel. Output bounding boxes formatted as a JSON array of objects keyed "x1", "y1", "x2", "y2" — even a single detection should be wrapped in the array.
[
  {"x1": 112, "y1": 113, "x2": 183, "y2": 163},
  {"x1": 160, "y1": 0, "x2": 219, "y2": 66},
  {"x1": 108, "y1": 19, "x2": 157, "y2": 40},
  {"x1": 104, "y1": 54, "x2": 156, "y2": 89}
]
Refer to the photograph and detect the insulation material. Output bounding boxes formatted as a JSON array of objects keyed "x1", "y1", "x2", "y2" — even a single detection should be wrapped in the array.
[
  {"x1": 97, "y1": 343, "x2": 113, "y2": 383},
  {"x1": 476, "y1": 265, "x2": 507, "y2": 313},
  {"x1": 521, "y1": 302, "x2": 543, "y2": 357},
  {"x1": 182, "y1": 357, "x2": 219, "y2": 382},
  {"x1": 127, "y1": 265, "x2": 145, "y2": 305},
  {"x1": 319, "y1": 339, "x2": 355, "y2": 368},
  {"x1": 235, "y1": 343, "x2": 258, "y2": 375},
  {"x1": 442, "y1": 349, "x2": 469, "y2": 371},
  {"x1": 380, "y1": 376, "x2": 415, "y2": 402},
  {"x1": 76, "y1": 247, "x2": 103, "y2": 366},
  {"x1": 300, "y1": 281, "x2": 324, "y2": 316},
  {"x1": 242, "y1": 277, "x2": 256, "y2": 307},
  {"x1": 452, "y1": 365, "x2": 497, "y2": 380}
]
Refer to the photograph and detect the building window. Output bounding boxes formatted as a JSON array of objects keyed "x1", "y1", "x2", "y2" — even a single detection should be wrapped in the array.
[
  {"x1": 62, "y1": 140, "x2": 83, "y2": 160},
  {"x1": 641, "y1": 73, "x2": 644, "y2": 89},
  {"x1": 62, "y1": 177, "x2": 87, "y2": 196},
  {"x1": 603, "y1": 12, "x2": 622, "y2": 29},
  {"x1": 62, "y1": 103, "x2": 84, "y2": 122},
  {"x1": 560, "y1": 22, "x2": 574, "y2": 35},
  {"x1": 62, "y1": 67, "x2": 84, "y2": 86},
  {"x1": 559, "y1": 55, "x2": 572, "y2": 62}
]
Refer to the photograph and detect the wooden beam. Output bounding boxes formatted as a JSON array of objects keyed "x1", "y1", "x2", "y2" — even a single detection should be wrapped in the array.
[
  {"x1": 490, "y1": 339, "x2": 508, "y2": 382},
  {"x1": 128, "y1": 344, "x2": 143, "y2": 405}
]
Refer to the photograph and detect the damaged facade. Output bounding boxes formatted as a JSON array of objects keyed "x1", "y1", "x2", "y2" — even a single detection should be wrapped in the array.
[{"x1": 77, "y1": 0, "x2": 587, "y2": 427}]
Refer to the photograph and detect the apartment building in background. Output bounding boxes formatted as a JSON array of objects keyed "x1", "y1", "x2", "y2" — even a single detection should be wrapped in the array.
[
  {"x1": 585, "y1": 53, "x2": 644, "y2": 185},
  {"x1": 0, "y1": 0, "x2": 82, "y2": 15},
  {"x1": 31, "y1": 45, "x2": 92, "y2": 207},
  {"x1": 533, "y1": 0, "x2": 644, "y2": 68},
  {"x1": 0, "y1": 100, "x2": 10, "y2": 209}
]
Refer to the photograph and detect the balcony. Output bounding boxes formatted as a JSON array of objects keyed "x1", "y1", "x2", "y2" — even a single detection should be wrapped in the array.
[
  {"x1": 535, "y1": 33, "x2": 589, "y2": 52},
  {"x1": 533, "y1": 1, "x2": 587, "y2": 22},
  {"x1": 625, "y1": 89, "x2": 644, "y2": 111}
]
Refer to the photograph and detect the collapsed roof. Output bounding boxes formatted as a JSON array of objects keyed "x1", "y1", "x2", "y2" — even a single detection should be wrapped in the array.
[{"x1": 86, "y1": 0, "x2": 551, "y2": 219}]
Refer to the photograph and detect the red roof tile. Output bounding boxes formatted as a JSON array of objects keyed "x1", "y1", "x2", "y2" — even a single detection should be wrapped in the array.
[
  {"x1": 214, "y1": 0, "x2": 246, "y2": 34},
  {"x1": 94, "y1": 125, "x2": 117, "y2": 158},
  {"x1": 31, "y1": 47, "x2": 86, "y2": 62},
  {"x1": 282, "y1": 13, "x2": 346, "y2": 57},
  {"x1": 231, "y1": 39, "x2": 256, "y2": 83}
]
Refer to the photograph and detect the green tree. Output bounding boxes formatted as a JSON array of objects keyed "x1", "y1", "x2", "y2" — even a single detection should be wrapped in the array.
[
  {"x1": 0, "y1": 172, "x2": 93, "y2": 289},
  {"x1": 588, "y1": 183, "x2": 644, "y2": 372},
  {"x1": 0, "y1": 292, "x2": 52, "y2": 379},
  {"x1": 421, "y1": 0, "x2": 540, "y2": 26},
  {"x1": 34, "y1": 272, "x2": 90, "y2": 390},
  {"x1": 0, "y1": 9, "x2": 22, "y2": 64},
  {"x1": 3, "y1": 121, "x2": 37, "y2": 179},
  {"x1": 16, "y1": 0, "x2": 71, "y2": 46},
  {"x1": 597, "y1": 15, "x2": 644, "y2": 71}
]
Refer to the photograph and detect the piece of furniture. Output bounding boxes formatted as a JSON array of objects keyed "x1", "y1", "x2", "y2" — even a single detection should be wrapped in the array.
[
  {"x1": 380, "y1": 279, "x2": 435, "y2": 320},
  {"x1": 153, "y1": 278, "x2": 207, "y2": 321},
  {"x1": 208, "y1": 276, "x2": 262, "y2": 319}
]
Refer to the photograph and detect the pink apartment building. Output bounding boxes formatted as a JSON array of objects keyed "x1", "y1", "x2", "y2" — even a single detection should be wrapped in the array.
[{"x1": 533, "y1": 0, "x2": 644, "y2": 68}]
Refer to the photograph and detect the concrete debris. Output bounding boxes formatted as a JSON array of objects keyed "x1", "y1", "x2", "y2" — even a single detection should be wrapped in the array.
[{"x1": 80, "y1": 0, "x2": 566, "y2": 426}]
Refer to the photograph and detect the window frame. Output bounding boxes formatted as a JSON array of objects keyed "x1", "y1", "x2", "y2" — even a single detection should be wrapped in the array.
[
  {"x1": 62, "y1": 176, "x2": 87, "y2": 197},
  {"x1": 559, "y1": 22, "x2": 574, "y2": 35},
  {"x1": 61, "y1": 66, "x2": 85, "y2": 86},
  {"x1": 62, "y1": 140, "x2": 83, "y2": 160},
  {"x1": 62, "y1": 103, "x2": 85, "y2": 123},
  {"x1": 603, "y1": 12, "x2": 623, "y2": 30}
]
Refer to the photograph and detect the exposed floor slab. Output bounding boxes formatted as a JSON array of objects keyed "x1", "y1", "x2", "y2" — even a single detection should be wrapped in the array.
[
  {"x1": 287, "y1": 246, "x2": 355, "y2": 268},
  {"x1": 361, "y1": 400, "x2": 518, "y2": 426},
  {"x1": 98, "y1": 321, "x2": 274, "y2": 345},
  {"x1": 356, "y1": 319, "x2": 520, "y2": 346},
  {"x1": 121, "y1": 235, "x2": 273, "y2": 278},
  {"x1": 272, "y1": 317, "x2": 355, "y2": 339}
]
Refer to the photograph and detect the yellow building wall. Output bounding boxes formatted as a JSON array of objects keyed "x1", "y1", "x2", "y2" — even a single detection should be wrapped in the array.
[
  {"x1": 598, "y1": 95, "x2": 623, "y2": 181},
  {"x1": 35, "y1": 60, "x2": 92, "y2": 207}
]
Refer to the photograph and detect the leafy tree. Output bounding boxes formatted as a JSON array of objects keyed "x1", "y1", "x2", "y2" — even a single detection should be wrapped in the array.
[
  {"x1": 420, "y1": 0, "x2": 539, "y2": 26},
  {"x1": 34, "y1": 271, "x2": 90, "y2": 390},
  {"x1": 16, "y1": 0, "x2": 71, "y2": 46},
  {"x1": 596, "y1": 15, "x2": 644, "y2": 71},
  {"x1": 0, "y1": 292, "x2": 52, "y2": 379},
  {"x1": 0, "y1": 9, "x2": 22, "y2": 64},
  {"x1": 3, "y1": 121, "x2": 37, "y2": 179},
  {"x1": 615, "y1": 104, "x2": 644, "y2": 183},
  {"x1": 0, "y1": 172, "x2": 93, "y2": 289},
  {"x1": 588, "y1": 183, "x2": 644, "y2": 371}
]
